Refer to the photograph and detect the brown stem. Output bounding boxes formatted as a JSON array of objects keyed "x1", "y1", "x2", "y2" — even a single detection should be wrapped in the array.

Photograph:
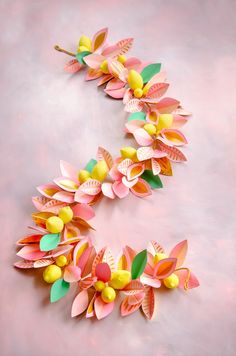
[{"x1": 54, "y1": 45, "x2": 76, "y2": 57}]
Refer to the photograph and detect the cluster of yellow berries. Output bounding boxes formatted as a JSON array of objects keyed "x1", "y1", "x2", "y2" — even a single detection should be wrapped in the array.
[
  {"x1": 95, "y1": 270, "x2": 131, "y2": 303},
  {"x1": 154, "y1": 253, "x2": 179, "y2": 289},
  {"x1": 43, "y1": 255, "x2": 68, "y2": 284},
  {"x1": 46, "y1": 206, "x2": 74, "y2": 234},
  {"x1": 78, "y1": 159, "x2": 109, "y2": 184}
]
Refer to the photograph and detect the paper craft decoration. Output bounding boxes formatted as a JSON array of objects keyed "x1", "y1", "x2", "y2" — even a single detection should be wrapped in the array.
[{"x1": 14, "y1": 28, "x2": 199, "y2": 320}]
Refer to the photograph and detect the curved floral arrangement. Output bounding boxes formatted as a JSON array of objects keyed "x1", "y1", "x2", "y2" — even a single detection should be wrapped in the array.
[{"x1": 14, "y1": 28, "x2": 199, "y2": 320}]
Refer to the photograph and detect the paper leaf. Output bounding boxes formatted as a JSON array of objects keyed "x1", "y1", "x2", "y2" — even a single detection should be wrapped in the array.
[
  {"x1": 14, "y1": 260, "x2": 34, "y2": 269},
  {"x1": 71, "y1": 290, "x2": 89, "y2": 317},
  {"x1": 94, "y1": 296, "x2": 114, "y2": 320},
  {"x1": 16, "y1": 234, "x2": 42, "y2": 246},
  {"x1": 121, "y1": 295, "x2": 143, "y2": 316},
  {"x1": 32, "y1": 196, "x2": 50, "y2": 211},
  {"x1": 137, "y1": 146, "x2": 154, "y2": 161},
  {"x1": 127, "y1": 292, "x2": 145, "y2": 305},
  {"x1": 64, "y1": 59, "x2": 82, "y2": 73},
  {"x1": 73, "y1": 238, "x2": 91, "y2": 266},
  {"x1": 169, "y1": 240, "x2": 188, "y2": 268},
  {"x1": 83, "y1": 53, "x2": 104, "y2": 69},
  {"x1": 151, "y1": 158, "x2": 161, "y2": 175},
  {"x1": 79, "y1": 276, "x2": 96, "y2": 290},
  {"x1": 141, "y1": 63, "x2": 161, "y2": 83},
  {"x1": 97, "y1": 147, "x2": 113, "y2": 169},
  {"x1": 130, "y1": 178, "x2": 152, "y2": 197},
  {"x1": 78, "y1": 246, "x2": 96, "y2": 278},
  {"x1": 127, "y1": 163, "x2": 145, "y2": 180},
  {"x1": 146, "y1": 83, "x2": 169, "y2": 99},
  {"x1": 50, "y1": 279, "x2": 70, "y2": 303},
  {"x1": 76, "y1": 51, "x2": 92, "y2": 65},
  {"x1": 41, "y1": 199, "x2": 67, "y2": 214},
  {"x1": 175, "y1": 270, "x2": 200, "y2": 289},
  {"x1": 95, "y1": 262, "x2": 111, "y2": 282},
  {"x1": 133, "y1": 128, "x2": 153, "y2": 146},
  {"x1": 16, "y1": 245, "x2": 46, "y2": 261},
  {"x1": 39, "y1": 233, "x2": 60, "y2": 252},
  {"x1": 157, "y1": 157, "x2": 173, "y2": 176},
  {"x1": 85, "y1": 158, "x2": 97, "y2": 173},
  {"x1": 156, "y1": 97, "x2": 180, "y2": 114},
  {"x1": 54, "y1": 177, "x2": 78, "y2": 192},
  {"x1": 102, "y1": 182, "x2": 115, "y2": 199},
  {"x1": 153, "y1": 258, "x2": 177, "y2": 279},
  {"x1": 79, "y1": 179, "x2": 101, "y2": 196},
  {"x1": 112, "y1": 181, "x2": 129, "y2": 199},
  {"x1": 60, "y1": 160, "x2": 78, "y2": 181},
  {"x1": 131, "y1": 249, "x2": 147, "y2": 280},
  {"x1": 161, "y1": 129, "x2": 188, "y2": 146},
  {"x1": 102, "y1": 249, "x2": 115, "y2": 272},
  {"x1": 86, "y1": 293, "x2": 97, "y2": 318},
  {"x1": 105, "y1": 86, "x2": 126, "y2": 99},
  {"x1": 72, "y1": 203, "x2": 95, "y2": 220},
  {"x1": 103, "y1": 38, "x2": 133, "y2": 57},
  {"x1": 141, "y1": 170, "x2": 163, "y2": 189},
  {"x1": 92, "y1": 247, "x2": 106, "y2": 276},
  {"x1": 64, "y1": 265, "x2": 81, "y2": 283},
  {"x1": 124, "y1": 99, "x2": 144, "y2": 113},
  {"x1": 122, "y1": 280, "x2": 144, "y2": 295},
  {"x1": 52, "y1": 191, "x2": 75, "y2": 203},
  {"x1": 141, "y1": 286, "x2": 155, "y2": 320},
  {"x1": 157, "y1": 141, "x2": 187, "y2": 162},
  {"x1": 33, "y1": 259, "x2": 53, "y2": 268},
  {"x1": 128, "y1": 112, "x2": 146, "y2": 122},
  {"x1": 140, "y1": 274, "x2": 161, "y2": 288},
  {"x1": 92, "y1": 27, "x2": 108, "y2": 52}
]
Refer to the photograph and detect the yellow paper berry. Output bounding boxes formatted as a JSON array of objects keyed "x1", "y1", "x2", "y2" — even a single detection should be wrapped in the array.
[
  {"x1": 109, "y1": 270, "x2": 131, "y2": 290},
  {"x1": 91, "y1": 160, "x2": 108, "y2": 182},
  {"x1": 78, "y1": 169, "x2": 91, "y2": 183},
  {"x1": 58, "y1": 206, "x2": 73, "y2": 224},
  {"x1": 100, "y1": 60, "x2": 109, "y2": 74},
  {"x1": 46, "y1": 216, "x2": 64, "y2": 234},
  {"x1": 78, "y1": 35, "x2": 92, "y2": 51},
  {"x1": 163, "y1": 273, "x2": 179, "y2": 289},
  {"x1": 120, "y1": 147, "x2": 137, "y2": 160},
  {"x1": 43, "y1": 265, "x2": 62, "y2": 284},
  {"x1": 156, "y1": 114, "x2": 173, "y2": 131},
  {"x1": 55, "y1": 255, "x2": 68, "y2": 267},
  {"x1": 128, "y1": 69, "x2": 143, "y2": 90},
  {"x1": 117, "y1": 55, "x2": 126, "y2": 64},
  {"x1": 153, "y1": 253, "x2": 168, "y2": 264},
  {"x1": 77, "y1": 45, "x2": 90, "y2": 53},
  {"x1": 134, "y1": 88, "x2": 143, "y2": 98},
  {"x1": 94, "y1": 280, "x2": 106, "y2": 292},
  {"x1": 144, "y1": 123, "x2": 157, "y2": 136},
  {"x1": 101, "y1": 286, "x2": 116, "y2": 303}
]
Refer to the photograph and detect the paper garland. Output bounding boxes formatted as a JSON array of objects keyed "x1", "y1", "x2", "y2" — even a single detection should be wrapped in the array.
[{"x1": 14, "y1": 28, "x2": 199, "y2": 320}]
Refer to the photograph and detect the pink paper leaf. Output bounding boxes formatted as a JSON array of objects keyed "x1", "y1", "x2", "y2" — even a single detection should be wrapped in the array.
[
  {"x1": 97, "y1": 146, "x2": 114, "y2": 169},
  {"x1": 122, "y1": 280, "x2": 144, "y2": 295},
  {"x1": 92, "y1": 27, "x2": 108, "y2": 52},
  {"x1": 156, "y1": 97, "x2": 180, "y2": 114},
  {"x1": 121, "y1": 295, "x2": 143, "y2": 317},
  {"x1": 94, "y1": 296, "x2": 115, "y2": 320},
  {"x1": 64, "y1": 59, "x2": 82, "y2": 73},
  {"x1": 130, "y1": 178, "x2": 152, "y2": 197},
  {"x1": 146, "y1": 83, "x2": 169, "y2": 99},
  {"x1": 175, "y1": 270, "x2": 200, "y2": 290},
  {"x1": 102, "y1": 182, "x2": 115, "y2": 199},
  {"x1": 71, "y1": 290, "x2": 89, "y2": 317},
  {"x1": 105, "y1": 87, "x2": 126, "y2": 99},
  {"x1": 137, "y1": 146, "x2": 154, "y2": 161},
  {"x1": 127, "y1": 163, "x2": 145, "y2": 180},
  {"x1": 112, "y1": 181, "x2": 129, "y2": 199},
  {"x1": 52, "y1": 191, "x2": 75, "y2": 203},
  {"x1": 79, "y1": 179, "x2": 101, "y2": 196},
  {"x1": 141, "y1": 286, "x2": 156, "y2": 320},
  {"x1": 140, "y1": 274, "x2": 161, "y2": 288},
  {"x1": 92, "y1": 247, "x2": 106, "y2": 276},
  {"x1": 33, "y1": 259, "x2": 53, "y2": 268},
  {"x1": 153, "y1": 258, "x2": 177, "y2": 279},
  {"x1": 124, "y1": 99, "x2": 144, "y2": 113},
  {"x1": 117, "y1": 158, "x2": 133, "y2": 175},
  {"x1": 64, "y1": 265, "x2": 81, "y2": 283},
  {"x1": 14, "y1": 260, "x2": 34, "y2": 269},
  {"x1": 16, "y1": 245, "x2": 46, "y2": 261},
  {"x1": 78, "y1": 246, "x2": 96, "y2": 278},
  {"x1": 157, "y1": 141, "x2": 187, "y2": 162},
  {"x1": 95, "y1": 262, "x2": 111, "y2": 282},
  {"x1": 72, "y1": 203, "x2": 95, "y2": 220},
  {"x1": 32, "y1": 196, "x2": 50, "y2": 211},
  {"x1": 60, "y1": 160, "x2": 78, "y2": 181},
  {"x1": 161, "y1": 129, "x2": 188, "y2": 146},
  {"x1": 54, "y1": 177, "x2": 78, "y2": 192},
  {"x1": 83, "y1": 53, "x2": 104, "y2": 69},
  {"x1": 133, "y1": 128, "x2": 154, "y2": 146},
  {"x1": 151, "y1": 158, "x2": 161, "y2": 175},
  {"x1": 169, "y1": 240, "x2": 188, "y2": 268}
]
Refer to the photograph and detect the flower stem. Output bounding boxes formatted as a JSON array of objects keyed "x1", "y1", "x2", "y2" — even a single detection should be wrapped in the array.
[{"x1": 54, "y1": 45, "x2": 76, "y2": 57}]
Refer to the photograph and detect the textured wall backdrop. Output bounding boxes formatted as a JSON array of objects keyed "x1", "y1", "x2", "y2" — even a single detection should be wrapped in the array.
[{"x1": 0, "y1": 0, "x2": 236, "y2": 355}]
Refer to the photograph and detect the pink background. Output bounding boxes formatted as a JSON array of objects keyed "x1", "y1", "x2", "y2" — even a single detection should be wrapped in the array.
[{"x1": 1, "y1": 0, "x2": 236, "y2": 355}]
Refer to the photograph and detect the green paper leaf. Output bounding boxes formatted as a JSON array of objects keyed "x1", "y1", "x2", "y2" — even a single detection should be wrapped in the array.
[
  {"x1": 85, "y1": 159, "x2": 97, "y2": 173},
  {"x1": 76, "y1": 51, "x2": 91, "y2": 65},
  {"x1": 140, "y1": 63, "x2": 161, "y2": 83},
  {"x1": 131, "y1": 249, "x2": 147, "y2": 280},
  {"x1": 128, "y1": 112, "x2": 146, "y2": 122},
  {"x1": 141, "y1": 170, "x2": 163, "y2": 189},
  {"x1": 50, "y1": 279, "x2": 70, "y2": 303},
  {"x1": 39, "y1": 233, "x2": 60, "y2": 252}
]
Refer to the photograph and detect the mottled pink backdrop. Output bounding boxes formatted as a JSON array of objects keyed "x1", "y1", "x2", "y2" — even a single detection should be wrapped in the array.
[{"x1": 0, "y1": 0, "x2": 236, "y2": 355}]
